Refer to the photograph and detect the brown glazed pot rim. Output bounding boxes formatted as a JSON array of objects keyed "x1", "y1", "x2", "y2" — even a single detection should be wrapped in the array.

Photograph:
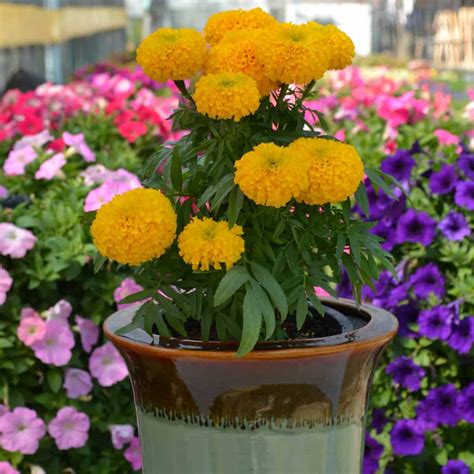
[{"x1": 104, "y1": 297, "x2": 398, "y2": 360}]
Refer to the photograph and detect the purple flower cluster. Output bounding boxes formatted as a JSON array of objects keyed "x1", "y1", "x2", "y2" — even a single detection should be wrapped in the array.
[
  {"x1": 386, "y1": 356, "x2": 425, "y2": 391},
  {"x1": 390, "y1": 419, "x2": 425, "y2": 456},
  {"x1": 363, "y1": 434, "x2": 384, "y2": 474}
]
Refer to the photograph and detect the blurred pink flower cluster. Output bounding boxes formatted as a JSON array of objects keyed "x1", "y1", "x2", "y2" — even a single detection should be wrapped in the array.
[
  {"x1": 305, "y1": 67, "x2": 458, "y2": 153},
  {"x1": 0, "y1": 71, "x2": 181, "y2": 144}
]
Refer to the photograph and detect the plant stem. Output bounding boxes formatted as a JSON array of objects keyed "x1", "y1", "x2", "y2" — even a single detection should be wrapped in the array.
[{"x1": 174, "y1": 80, "x2": 195, "y2": 104}]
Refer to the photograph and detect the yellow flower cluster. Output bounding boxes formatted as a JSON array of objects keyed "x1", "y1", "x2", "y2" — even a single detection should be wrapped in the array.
[
  {"x1": 90, "y1": 188, "x2": 177, "y2": 266},
  {"x1": 289, "y1": 138, "x2": 364, "y2": 205},
  {"x1": 256, "y1": 23, "x2": 330, "y2": 84},
  {"x1": 306, "y1": 22, "x2": 355, "y2": 70},
  {"x1": 193, "y1": 73, "x2": 260, "y2": 121},
  {"x1": 204, "y1": 8, "x2": 277, "y2": 45},
  {"x1": 235, "y1": 143, "x2": 310, "y2": 207},
  {"x1": 178, "y1": 218, "x2": 245, "y2": 271},
  {"x1": 206, "y1": 30, "x2": 277, "y2": 96},
  {"x1": 136, "y1": 28, "x2": 207, "y2": 82},
  {"x1": 235, "y1": 138, "x2": 364, "y2": 207}
]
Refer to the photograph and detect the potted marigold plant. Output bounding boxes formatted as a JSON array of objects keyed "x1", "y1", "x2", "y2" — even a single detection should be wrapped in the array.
[{"x1": 95, "y1": 8, "x2": 399, "y2": 474}]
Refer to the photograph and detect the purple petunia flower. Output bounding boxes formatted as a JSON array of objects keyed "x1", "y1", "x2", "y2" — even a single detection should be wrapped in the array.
[
  {"x1": 429, "y1": 164, "x2": 458, "y2": 195},
  {"x1": 423, "y1": 384, "x2": 462, "y2": 427},
  {"x1": 448, "y1": 317, "x2": 474, "y2": 354},
  {"x1": 458, "y1": 152, "x2": 474, "y2": 179},
  {"x1": 418, "y1": 306, "x2": 452, "y2": 340},
  {"x1": 394, "y1": 303, "x2": 419, "y2": 337},
  {"x1": 381, "y1": 150, "x2": 416, "y2": 182},
  {"x1": 409, "y1": 263, "x2": 445, "y2": 300},
  {"x1": 371, "y1": 408, "x2": 388, "y2": 434},
  {"x1": 441, "y1": 460, "x2": 470, "y2": 474},
  {"x1": 386, "y1": 356, "x2": 425, "y2": 391},
  {"x1": 415, "y1": 399, "x2": 438, "y2": 431},
  {"x1": 438, "y1": 212, "x2": 471, "y2": 241},
  {"x1": 396, "y1": 209, "x2": 437, "y2": 246},
  {"x1": 390, "y1": 419, "x2": 425, "y2": 456},
  {"x1": 371, "y1": 221, "x2": 397, "y2": 251},
  {"x1": 363, "y1": 433, "x2": 384, "y2": 474},
  {"x1": 454, "y1": 181, "x2": 474, "y2": 211},
  {"x1": 460, "y1": 383, "x2": 474, "y2": 423}
]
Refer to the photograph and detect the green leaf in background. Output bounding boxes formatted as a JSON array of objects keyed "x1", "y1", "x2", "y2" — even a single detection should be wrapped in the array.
[
  {"x1": 170, "y1": 147, "x2": 183, "y2": 192},
  {"x1": 47, "y1": 369, "x2": 62, "y2": 393},
  {"x1": 237, "y1": 286, "x2": 263, "y2": 356}
]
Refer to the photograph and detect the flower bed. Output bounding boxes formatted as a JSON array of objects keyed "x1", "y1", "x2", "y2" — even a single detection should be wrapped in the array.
[{"x1": 0, "y1": 63, "x2": 473, "y2": 473}]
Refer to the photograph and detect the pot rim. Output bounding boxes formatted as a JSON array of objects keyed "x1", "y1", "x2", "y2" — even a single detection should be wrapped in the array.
[{"x1": 104, "y1": 297, "x2": 398, "y2": 360}]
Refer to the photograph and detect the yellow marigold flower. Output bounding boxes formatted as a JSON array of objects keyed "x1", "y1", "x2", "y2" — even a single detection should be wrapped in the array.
[
  {"x1": 91, "y1": 188, "x2": 177, "y2": 266},
  {"x1": 306, "y1": 22, "x2": 355, "y2": 70},
  {"x1": 204, "y1": 8, "x2": 277, "y2": 45},
  {"x1": 206, "y1": 30, "x2": 277, "y2": 96},
  {"x1": 234, "y1": 143, "x2": 310, "y2": 208},
  {"x1": 289, "y1": 138, "x2": 364, "y2": 205},
  {"x1": 136, "y1": 28, "x2": 207, "y2": 82},
  {"x1": 178, "y1": 218, "x2": 244, "y2": 271},
  {"x1": 193, "y1": 73, "x2": 260, "y2": 121},
  {"x1": 257, "y1": 23, "x2": 330, "y2": 84}
]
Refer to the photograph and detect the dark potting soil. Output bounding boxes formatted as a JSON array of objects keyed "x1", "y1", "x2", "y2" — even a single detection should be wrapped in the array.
[{"x1": 178, "y1": 306, "x2": 342, "y2": 342}]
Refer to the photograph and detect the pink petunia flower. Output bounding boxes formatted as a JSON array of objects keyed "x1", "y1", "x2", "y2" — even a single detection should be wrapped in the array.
[
  {"x1": 31, "y1": 319, "x2": 75, "y2": 366},
  {"x1": 75, "y1": 315, "x2": 99, "y2": 353},
  {"x1": 13, "y1": 130, "x2": 53, "y2": 151},
  {"x1": 35, "y1": 153, "x2": 66, "y2": 180},
  {"x1": 17, "y1": 314, "x2": 46, "y2": 347},
  {"x1": 89, "y1": 342, "x2": 128, "y2": 387},
  {"x1": 80, "y1": 164, "x2": 112, "y2": 186},
  {"x1": 0, "y1": 461, "x2": 20, "y2": 474},
  {"x1": 0, "y1": 185, "x2": 9, "y2": 199},
  {"x1": 434, "y1": 129, "x2": 461, "y2": 151},
  {"x1": 114, "y1": 278, "x2": 145, "y2": 310},
  {"x1": 0, "y1": 223, "x2": 37, "y2": 258},
  {"x1": 20, "y1": 307, "x2": 39, "y2": 320},
  {"x1": 109, "y1": 424, "x2": 134, "y2": 449},
  {"x1": 3, "y1": 146, "x2": 38, "y2": 176},
  {"x1": 0, "y1": 407, "x2": 46, "y2": 454},
  {"x1": 47, "y1": 299, "x2": 72, "y2": 320},
  {"x1": 314, "y1": 287, "x2": 330, "y2": 297},
  {"x1": 48, "y1": 407, "x2": 90, "y2": 450},
  {"x1": 63, "y1": 132, "x2": 96, "y2": 162},
  {"x1": 0, "y1": 266, "x2": 13, "y2": 305},
  {"x1": 83, "y1": 169, "x2": 141, "y2": 212},
  {"x1": 63, "y1": 368, "x2": 93, "y2": 399},
  {"x1": 124, "y1": 436, "x2": 142, "y2": 471}
]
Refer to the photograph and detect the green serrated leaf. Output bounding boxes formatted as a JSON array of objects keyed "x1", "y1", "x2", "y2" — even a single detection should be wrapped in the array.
[
  {"x1": 237, "y1": 286, "x2": 263, "y2": 356},
  {"x1": 170, "y1": 147, "x2": 183, "y2": 192},
  {"x1": 250, "y1": 280, "x2": 275, "y2": 339},
  {"x1": 296, "y1": 292, "x2": 309, "y2": 330},
  {"x1": 250, "y1": 262, "x2": 288, "y2": 319},
  {"x1": 214, "y1": 266, "x2": 249, "y2": 306},
  {"x1": 355, "y1": 182, "x2": 369, "y2": 217}
]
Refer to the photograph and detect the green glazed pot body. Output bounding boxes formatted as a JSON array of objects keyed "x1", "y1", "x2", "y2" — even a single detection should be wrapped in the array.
[{"x1": 105, "y1": 298, "x2": 397, "y2": 474}]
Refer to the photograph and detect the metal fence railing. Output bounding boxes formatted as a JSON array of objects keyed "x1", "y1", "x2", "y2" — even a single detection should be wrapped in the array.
[{"x1": 0, "y1": 0, "x2": 126, "y2": 91}]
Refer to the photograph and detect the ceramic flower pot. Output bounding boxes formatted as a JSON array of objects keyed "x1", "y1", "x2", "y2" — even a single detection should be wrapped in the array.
[{"x1": 104, "y1": 298, "x2": 397, "y2": 474}]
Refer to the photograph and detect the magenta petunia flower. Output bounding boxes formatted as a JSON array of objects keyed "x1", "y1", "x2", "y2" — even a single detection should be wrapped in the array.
[
  {"x1": 35, "y1": 153, "x2": 66, "y2": 180},
  {"x1": 3, "y1": 146, "x2": 38, "y2": 176},
  {"x1": 47, "y1": 299, "x2": 72, "y2": 320},
  {"x1": 0, "y1": 266, "x2": 13, "y2": 305},
  {"x1": 124, "y1": 436, "x2": 142, "y2": 471},
  {"x1": 48, "y1": 407, "x2": 90, "y2": 450},
  {"x1": 434, "y1": 129, "x2": 460, "y2": 147},
  {"x1": 75, "y1": 315, "x2": 99, "y2": 353},
  {"x1": 109, "y1": 424, "x2": 134, "y2": 449},
  {"x1": 63, "y1": 132, "x2": 96, "y2": 162},
  {"x1": 114, "y1": 278, "x2": 145, "y2": 310},
  {"x1": 89, "y1": 342, "x2": 128, "y2": 387},
  {"x1": 0, "y1": 185, "x2": 8, "y2": 199},
  {"x1": 17, "y1": 314, "x2": 46, "y2": 347},
  {"x1": 0, "y1": 407, "x2": 46, "y2": 454},
  {"x1": 63, "y1": 368, "x2": 93, "y2": 399},
  {"x1": 31, "y1": 319, "x2": 75, "y2": 366},
  {"x1": 0, "y1": 223, "x2": 37, "y2": 258},
  {"x1": 0, "y1": 461, "x2": 20, "y2": 474}
]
